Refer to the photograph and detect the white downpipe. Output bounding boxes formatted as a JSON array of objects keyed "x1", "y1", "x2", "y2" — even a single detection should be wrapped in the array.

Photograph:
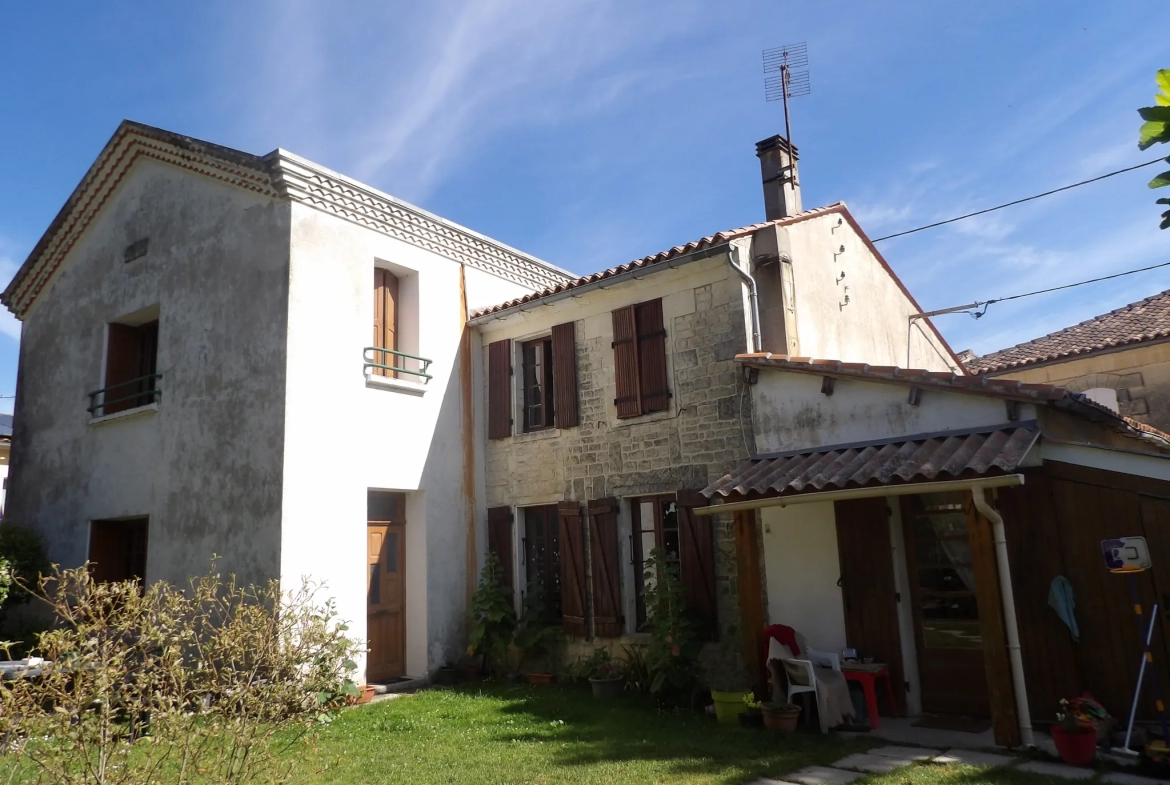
[
  {"x1": 972, "y1": 485, "x2": 1035, "y2": 748},
  {"x1": 726, "y1": 246, "x2": 761, "y2": 353}
]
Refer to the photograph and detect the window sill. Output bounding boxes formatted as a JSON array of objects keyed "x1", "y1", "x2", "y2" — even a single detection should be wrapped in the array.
[
  {"x1": 89, "y1": 402, "x2": 159, "y2": 426},
  {"x1": 613, "y1": 408, "x2": 676, "y2": 428},
  {"x1": 512, "y1": 427, "x2": 560, "y2": 444},
  {"x1": 365, "y1": 372, "x2": 427, "y2": 397}
]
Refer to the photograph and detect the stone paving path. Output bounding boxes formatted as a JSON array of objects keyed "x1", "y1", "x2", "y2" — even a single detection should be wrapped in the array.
[{"x1": 751, "y1": 744, "x2": 1167, "y2": 785}]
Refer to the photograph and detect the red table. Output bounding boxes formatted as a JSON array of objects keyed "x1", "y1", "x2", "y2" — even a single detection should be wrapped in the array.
[{"x1": 841, "y1": 664, "x2": 897, "y2": 730}]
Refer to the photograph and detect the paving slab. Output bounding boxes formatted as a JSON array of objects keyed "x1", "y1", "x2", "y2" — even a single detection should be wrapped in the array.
[
  {"x1": 869, "y1": 745, "x2": 940, "y2": 761},
  {"x1": 746, "y1": 780, "x2": 801, "y2": 785},
  {"x1": 831, "y1": 753, "x2": 914, "y2": 774},
  {"x1": 1103, "y1": 772, "x2": 1168, "y2": 785},
  {"x1": 1016, "y1": 761, "x2": 1094, "y2": 780},
  {"x1": 785, "y1": 765, "x2": 864, "y2": 785},
  {"x1": 933, "y1": 749, "x2": 1015, "y2": 767}
]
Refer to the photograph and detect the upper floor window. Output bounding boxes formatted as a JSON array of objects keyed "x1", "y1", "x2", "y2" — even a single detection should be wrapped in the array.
[
  {"x1": 92, "y1": 317, "x2": 160, "y2": 417},
  {"x1": 611, "y1": 298, "x2": 670, "y2": 418},
  {"x1": 522, "y1": 337, "x2": 555, "y2": 432}
]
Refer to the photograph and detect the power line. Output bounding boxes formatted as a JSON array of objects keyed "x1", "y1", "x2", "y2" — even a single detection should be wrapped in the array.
[{"x1": 873, "y1": 157, "x2": 1169, "y2": 243}]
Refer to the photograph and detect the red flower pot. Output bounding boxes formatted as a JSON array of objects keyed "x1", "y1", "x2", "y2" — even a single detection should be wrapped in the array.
[
  {"x1": 1052, "y1": 724, "x2": 1097, "y2": 767},
  {"x1": 526, "y1": 672, "x2": 554, "y2": 685}
]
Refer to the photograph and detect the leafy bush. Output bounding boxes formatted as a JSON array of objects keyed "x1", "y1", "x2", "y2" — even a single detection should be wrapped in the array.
[
  {"x1": 642, "y1": 548, "x2": 700, "y2": 700},
  {"x1": 0, "y1": 557, "x2": 10, "y2": 608},
  {"x1": 512, "y1": 574, "x2": 562, "y2": 674},
  {"x1": 0, "y1": 563, "x2": 361, "y2": 785},
  {"x1": 568, "y1": 647, "x2": 613, "y2": 682},
  {"x1": 0, "y1": 524, "x2": 50, "y2": 608},
  {"x1": 618, "y1": 644, "x2": 651, "y2": 694},
  {"x1": 467, "y1": 553, "x2": 515, "y2": 674}
]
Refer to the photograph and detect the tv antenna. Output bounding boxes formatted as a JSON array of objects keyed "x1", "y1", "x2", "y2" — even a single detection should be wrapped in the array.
[{"x1": 763, "y1": 42, "x2": 810, "y2": 149}]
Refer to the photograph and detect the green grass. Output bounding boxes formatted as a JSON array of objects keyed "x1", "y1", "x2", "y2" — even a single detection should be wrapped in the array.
[{"x1": 288, "y1": 684, "x2": 1066, "y2": 785}]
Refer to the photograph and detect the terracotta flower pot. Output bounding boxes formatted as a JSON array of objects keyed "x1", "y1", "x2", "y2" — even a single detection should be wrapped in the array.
[
  {"x1": 352, "y1": 685, "x2": 377, "y2": 705},
  {"x1": 463, "y1": 665, "x2": 482, "y2": 682},
  {"x1": 1052, "y1": 724, "x2": 1097, "y2": 767},
  {"x1": 526, "y1": 672, "x2": 554, "y2": 685},
  {"x1": 761, "y1": 703, "x2": 801, "y2": 733}
]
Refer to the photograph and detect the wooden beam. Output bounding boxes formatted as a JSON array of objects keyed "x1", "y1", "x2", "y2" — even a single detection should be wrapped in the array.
[
  {"x1": 734, "y1": 509, "x2": 767, "y2": 694},
  {"x1": 965, "y1": 490, "x2": 1021, "y2": 747},
  {"x1": 821, "y1": 376, "x2": 835, "y2": 396},
  {"x1": 907, "y1": 386, "x2": 922, "y2": 406}
]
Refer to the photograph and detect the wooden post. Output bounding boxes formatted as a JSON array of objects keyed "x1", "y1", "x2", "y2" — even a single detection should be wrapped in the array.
[
  {"x1": 965, "y1": 491, "x2": 1021, "y2": 747},
  {"x1": 734, "y1": 509, "x2": 766, "y2": 693}
]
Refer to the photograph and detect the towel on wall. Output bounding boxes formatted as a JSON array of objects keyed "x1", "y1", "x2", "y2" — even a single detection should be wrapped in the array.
[{"x1": 1048, "y1": 575, "x2": 1079, "y2": 642}]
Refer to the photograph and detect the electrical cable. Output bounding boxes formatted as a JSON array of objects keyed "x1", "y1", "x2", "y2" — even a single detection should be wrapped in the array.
[{"x1": 873, "y1": 157, "x2": 1169, "y2": 243}]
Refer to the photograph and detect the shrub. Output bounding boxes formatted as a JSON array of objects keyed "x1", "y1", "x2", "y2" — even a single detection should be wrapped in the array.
[
  {"x1": 0, "y1": 524, "x2": 50, "y2": 609},
  {"x1": 467, "y1": 553, "x2": 515, "y2": 674},
  {"x1": 0, "y1": 557, "x2": 10, "y2": 609},
  {"x1": 0, "y1": 563, "x2": 361, "y2": 785},
  {"x1": 642, "y1": 547, "x2": 700, "y2": 700},
  {"x1": 512, "y1": 574, "x2": 562, "y2": 675}
]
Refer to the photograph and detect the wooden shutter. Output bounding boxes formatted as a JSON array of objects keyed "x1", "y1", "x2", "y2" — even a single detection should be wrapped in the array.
[
  {"x1": 611, "y1": 305, "x2": 641, "y2": 418},
  {"x1": 551, "y1": 321, "x2": 579, "y2": 429},
  {"x1": 677, "y1": 490, "x2": 717, "y2": 641},
  {"x1": 834, "y1": 497, "x2": 906, "y2": 716},
  {"x1": 105, "y1": 323, "x2": 142, "y2": 414},
  {"x1": 487, "y1": 339, "x2": 512, "y2": 439},
  {"x1": 558, "y1": 501, "x2": 588, "y2": 637},
  {"x1": 487, "y1": 506, "x2": 514, "y2": 593},
  {"x1": 588, "y1": 498, "x2": 623, "y2": 637},
  {"x1": 373, "y1": 268, "x2": 399, "y2": 377},
  {"x1": 635, "y1": 299, "x2": 670, "y2": 413}
]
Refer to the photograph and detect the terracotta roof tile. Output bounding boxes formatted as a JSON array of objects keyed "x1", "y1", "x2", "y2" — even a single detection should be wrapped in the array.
[
  {"x1": 468, "y1": 204, "x2": 847, "y2": 319},
  {"x1": 966, "y1": 288, "x2": 1170, "y2": 374}
]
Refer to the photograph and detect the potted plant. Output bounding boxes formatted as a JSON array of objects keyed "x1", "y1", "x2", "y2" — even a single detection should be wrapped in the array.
[
  {"x1": 353, "y1": 684, "x2": 377, "y2": 705},
  {"x1": 1052, "y1": 698, "x2": 1097, "y2": 767},
  {"x1": 513, "y1": 575, "x2": 562, "y2": 684},
  {"x1": 432, "y1": 661, "x2": 460, "y2": 686},
  {"x1": 467, "y1": 554, "x2": 516, "y2": 679},
  {"x1": 761, "y1": 700, "x2": 801, "y2": 733},
  {"x1": 739, "y1": 693, "x2": 764, "y2": 728},
  {"x1": 588, "y1": 651, "x2": 624, "y2": 699}
]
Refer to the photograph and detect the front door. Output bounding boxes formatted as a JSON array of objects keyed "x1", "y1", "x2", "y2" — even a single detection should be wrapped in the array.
[
  {"x1": 367, "y1": 521, "x2": 405, "y2": 682},
  {"x1": 902, "y1": 492, "x2": 990, "y2": 717}
]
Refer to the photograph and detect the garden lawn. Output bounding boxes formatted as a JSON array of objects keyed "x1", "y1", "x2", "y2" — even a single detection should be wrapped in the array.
[{"x1": 290, "y1": 684, "x2": 1083, "y2": 785}]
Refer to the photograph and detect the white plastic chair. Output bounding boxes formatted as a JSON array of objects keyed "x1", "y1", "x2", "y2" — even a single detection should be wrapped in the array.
[{"x1": 782, "y1": 647, "x2": 840, "y2": 705}]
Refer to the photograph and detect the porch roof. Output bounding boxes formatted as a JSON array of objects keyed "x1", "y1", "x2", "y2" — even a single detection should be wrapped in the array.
[{"x1": 703, "y1": 424, "x2": 1039, "y2": 500}]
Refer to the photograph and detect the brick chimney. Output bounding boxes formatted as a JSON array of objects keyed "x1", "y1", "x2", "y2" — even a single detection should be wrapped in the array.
[{"x1": 756, "y1": 135, "x2": 801, "y2": 221}]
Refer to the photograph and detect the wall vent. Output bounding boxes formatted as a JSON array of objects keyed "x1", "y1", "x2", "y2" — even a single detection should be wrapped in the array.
[{"x1": 123, "y1": 238, "x2": 149, "y2": 264}]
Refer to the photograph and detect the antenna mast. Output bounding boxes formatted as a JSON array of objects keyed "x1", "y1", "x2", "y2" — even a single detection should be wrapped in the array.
[{"x1": 763, "y1": 42, "x2": 810, "y2": 149}]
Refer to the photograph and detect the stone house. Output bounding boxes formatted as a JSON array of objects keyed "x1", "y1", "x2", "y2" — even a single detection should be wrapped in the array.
[
  {"x1": 469, "y1": 135, "x2": 957, "y2": 666},
  {"x1": 965, "y1": 288, "x2": 1170, "y2": 431}
]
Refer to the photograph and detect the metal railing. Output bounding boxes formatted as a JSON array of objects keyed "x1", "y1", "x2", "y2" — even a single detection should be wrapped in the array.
[
  {"x1": 87, "y1": 373, "x2": 163, "y2": 417},
  {"x1": 363, "y1": 347, "x2": 432, "y2": 383}
]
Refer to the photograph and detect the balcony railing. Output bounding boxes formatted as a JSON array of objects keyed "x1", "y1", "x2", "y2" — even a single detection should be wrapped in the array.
[
  {"x1": 363, "y1": 347, "x2": 433, "y2": 383},
  {"x1": 87, "y1": 373, "x2": 163, "y2": 417}
]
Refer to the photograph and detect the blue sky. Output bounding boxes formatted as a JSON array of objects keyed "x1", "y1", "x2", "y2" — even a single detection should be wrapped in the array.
[{"x1": 1, "y1": 1, "x2": 1168, "y2": 415}]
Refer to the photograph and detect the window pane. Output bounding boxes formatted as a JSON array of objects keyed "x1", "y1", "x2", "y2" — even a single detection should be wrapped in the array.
[
  {"x1": 385, "y1": 532, "x2": 398, "y2": 573},
  {"x1": 368, "y1": 563, "x2": 381, "y2": 605}
]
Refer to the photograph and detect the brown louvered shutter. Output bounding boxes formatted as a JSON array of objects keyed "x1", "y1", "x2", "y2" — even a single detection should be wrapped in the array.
[
  {"x1": 677, "y1": 490, "x2": 717, "y2": 641},
  {"x1": 487, "y1": 506, "x2": 514, "y2": 593},
  {"x1": 558, "y1": 501, "x2": 588, "y2": 637},
  {"x1": 588, "y1": 498, "x2": 623, "y2": 637},
  {"x1": 373, "y1": 268, "x2": 399, "y2": 377},
  {"x1": 611, "y1": 305, "x2": 641, "y2": 418},
  {"x1": 551, "y1": 321, "x2": 579, "y2": 429},
  {"x1": 487, "y1": 339, "x2": 512, "y2": 439},
  {"x1": 635, "y1": 298, "x2": 670, "y2": 413}
]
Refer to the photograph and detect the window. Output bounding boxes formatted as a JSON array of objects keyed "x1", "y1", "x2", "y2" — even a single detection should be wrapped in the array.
[
  {"x1": 487, "y1": 321, "x2": 579, "y2": 439},
  {"x1": 100, "y1": 319, "x2": 159, "y2": 416},
  {"x1": 522, "y1": 337, "x2": 555, "y2": 431},
  {"x1": 372, "y1": 267, "x2": 399, "y2": 377},
  {"x1": 89, "y1": 517, "x2": 148, "y2": 584},
  {"x1": 523, "y1": 505, "x2": 562, "y2": 619},
  {"x1": 632, "y1": 492, "x2": 717, "y2": 639},
  {"x1": 611, "y1": 298, "x2": 670, "y2": 418}
]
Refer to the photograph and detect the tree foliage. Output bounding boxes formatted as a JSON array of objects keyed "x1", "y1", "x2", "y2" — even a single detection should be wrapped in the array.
[
  {"x1": 641, "y1": 548, "x2": 700, "y2": 700},
  {"x1": 1137, "y1": 69, "x2": 1170, "y2": 229},
  {"x1": 0, "y1": 524, "x2": 50, "y2": 609},
  {"x1": 0, "y1": 564, "x2": 361, "y2": 785},
  {"x1": 467, "y1": 553, "x2": 515, "y2": 673}
]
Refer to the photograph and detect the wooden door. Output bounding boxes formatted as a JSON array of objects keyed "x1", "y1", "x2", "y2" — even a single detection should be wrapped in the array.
[
  {"x1": 836, "y1": 497, "x2": 906, "y2": 716},
  {"x1": 367, "y1": 522, "x2": 405, "y2": 682},
  {"x1": 902, "y1": 493, "x2": 990, "y2": 717}
]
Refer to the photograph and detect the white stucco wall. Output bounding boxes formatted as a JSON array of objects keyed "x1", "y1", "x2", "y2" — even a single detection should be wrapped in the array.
[
  {"x1": 751, "y1": 369, "x2": 1037, "y2": 455},
  {"x1": 282, "y1": 203, "x2": 535, "y2": 679},
  {"x1": 774, "y1": 213, "x2": 956, "y2": 372},
  {"x1": 760, "y1": 502, "x2": 847, "y2": 651},
  {"x1": 7, "y1": 159, "x2": 291, "y2": 590}
]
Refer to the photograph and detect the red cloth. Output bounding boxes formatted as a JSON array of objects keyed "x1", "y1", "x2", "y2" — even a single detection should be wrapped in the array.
[{"x1": 763, "y1": 624, "x2": 801, "y2": 658}]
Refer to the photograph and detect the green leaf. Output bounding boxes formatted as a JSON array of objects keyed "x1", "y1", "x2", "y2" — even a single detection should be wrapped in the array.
[
  {"x1": 1139, "y1": 106, "x2": 1170, "y2": 123},
  {"x1": 1150, "y1": 170, "x2": 1170, "y2": 189},
  {"x1": 1140, "y1": 120, "x2": 1170, "y2": 150},
  {"x1": 1157, "y1": 198, "x2": 1170, "y2": 205},
  {"x1": 1161, "y1": 210, "x2": 1170, "y2": 231},
  {"x1": 1158, "y1": 69, "x2": 1170, "y2": 97},
  {"x1": 1157, "y1": 95, "x2": 1170, "y2": 107}
]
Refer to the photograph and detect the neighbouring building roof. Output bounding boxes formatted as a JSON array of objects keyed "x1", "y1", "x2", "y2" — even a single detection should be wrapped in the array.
[
  {"x1": 965, "y1": 288, "x2": 1170, "y2": 375},
  {"x1": 3, "y1": 121, "x2": 574, "y2": 320},
  {"x1": 734, "y1": 353, "x2": 1170, "y2": 448},
  {"x1": 0, "y1": 414, "x2": 11, "y2": 439},
  {"x1": 705, "y1": 424, "x2": 1039, "y2": 499}
]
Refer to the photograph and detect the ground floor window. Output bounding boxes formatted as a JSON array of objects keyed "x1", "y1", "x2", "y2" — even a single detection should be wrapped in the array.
[
  {"x1": 88, "y1": 517, "x2": 148, "y2": 584},
  {"x1": 632, "y1": 495, "x2": 680, "y2": 628},
  {"x1": 523, "y1": 504, "x2": 561, "y2": 619}
]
